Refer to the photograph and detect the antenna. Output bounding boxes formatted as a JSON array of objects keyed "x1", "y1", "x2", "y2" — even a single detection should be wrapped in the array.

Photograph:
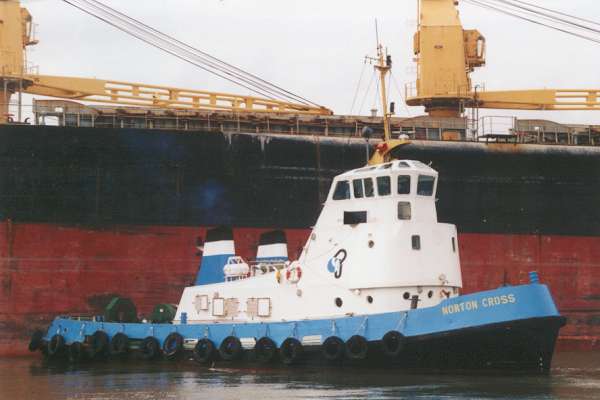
[{"x1": 366, "y1": 20, "x2": 392, "y2": 142}]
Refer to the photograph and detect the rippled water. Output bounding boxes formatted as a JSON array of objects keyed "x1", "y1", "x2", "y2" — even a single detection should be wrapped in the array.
[{"x1": 1, "y1": 352, "x2": 599, "y2": 400}]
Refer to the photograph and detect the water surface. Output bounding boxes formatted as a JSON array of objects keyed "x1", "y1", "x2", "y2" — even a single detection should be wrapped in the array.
[{"x1": 1, "y1": 352, "x2": 599, "y2": 399}]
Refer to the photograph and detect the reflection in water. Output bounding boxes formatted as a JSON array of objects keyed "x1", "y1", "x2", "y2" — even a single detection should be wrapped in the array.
[{"x1": 1, "y1": 352, "x2": 599, "y2": 399}]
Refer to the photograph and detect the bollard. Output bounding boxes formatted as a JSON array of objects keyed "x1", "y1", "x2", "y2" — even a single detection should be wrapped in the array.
[{"x1": 529, "y1": 271, "x2": 540, "y2": 284}]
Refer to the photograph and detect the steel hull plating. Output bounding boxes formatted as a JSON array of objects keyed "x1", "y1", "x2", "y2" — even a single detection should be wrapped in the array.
[
  {"x1": 1, "y1": 125, "x2": 599, "y2": 355},
  {"x1": 36, "y1": 284, "x2": 564, "y2": 374}
]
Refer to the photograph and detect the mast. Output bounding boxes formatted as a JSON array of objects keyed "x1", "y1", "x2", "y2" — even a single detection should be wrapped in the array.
[{"x1": 371, "y1": 21, "x2": 392, "y2": 141}]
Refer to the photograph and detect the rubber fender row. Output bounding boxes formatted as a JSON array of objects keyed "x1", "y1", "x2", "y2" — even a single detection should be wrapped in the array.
[
  {"x1": 28, "y1": 330, "x2": 187, "y2": 362},
  {"x1": 193, "y1": 331, "x2": 407, "y2": 365},
  {"x1": 29, "y1": 329, "x2": 407, "y2": 364},
  {"x1": 192, "y1": 336, "x2": 303, "y2": 365}
]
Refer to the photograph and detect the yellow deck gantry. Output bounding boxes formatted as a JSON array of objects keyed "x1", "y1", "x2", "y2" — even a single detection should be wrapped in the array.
[
  {"x1": 0, "y1": 0, "x2": 331, "y2": 124},
  {"x1": 408, "y1": 0, "x2": 600, "y2": 117}
]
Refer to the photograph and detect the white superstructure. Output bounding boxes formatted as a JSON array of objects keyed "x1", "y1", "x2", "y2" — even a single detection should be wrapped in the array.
[{"x1": 175, "y1": 160, "x2": 462, "y2": 324}]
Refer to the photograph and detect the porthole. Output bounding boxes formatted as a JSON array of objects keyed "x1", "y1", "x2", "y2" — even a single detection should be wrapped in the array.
[
  {"x1": 366, "y1": 296, "x2": 373, "y2": 304},
  {"x1": 368, "y1": 240, "x2": 375, "y2": 248},
  {"x1": 403, "y1": 292, "x2": 410, "y2": 300},
  {"x1": 428, "y1": 290, "x2": 434, "y2": 299},
  {"x1": 335, "y1": 297, "x2": 343, "y2": 307}
]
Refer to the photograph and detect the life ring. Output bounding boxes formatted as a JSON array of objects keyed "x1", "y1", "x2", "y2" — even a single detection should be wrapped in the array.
[
  {"x1": 90, "y1": 330, "x2": 109, "y2": 358},
  {"x1": 254, "y1": 337, "x2": 277, "y2": 364},
  {"x1": 68, "y1": 342, "x2": 85, "y2": 363},
  {"x1": 219, "y1": 336, "x2": 243, "y2": 361},
  {"x1": 345, "y1": 335, "x2": 369, "y2": 360},
  {"x1": 322, "y1": 336, "x2": 345, "y2": 362},
  {"x1": 193, "y1": 338, "x2": 215, "y2": 364},
  {"x1": 285, "y1": 265, "x2": 302, "y2": 283},
  {"x1": 28, "y1": 330, "x2": 45, "y2": 352},
  {"x1": 47, "y1": 334, "x2": 65, "y2": 358},
  {"x1": 380, "y1": 331, "x2": 406, "y2": 358},
  {"x1": 163, "y1": 332, "x2": 184, "y2": 359},
  {"x1": 279, "y1": 337, "x2": 303, "y2": 365},
  {"x1": 109, "y1": 332, "x2": 129, "y2": 356},
  {"x1": 140, "y1": 336, "x2": 160, "y2": 360}
]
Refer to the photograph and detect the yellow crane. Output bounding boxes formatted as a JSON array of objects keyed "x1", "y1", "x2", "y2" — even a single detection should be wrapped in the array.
[
  {"x1": 0, "y1": 0, "x2": 331, "y2": 124},
  {"x1": 408, "y1": 0, "x2": 600, "y2": 117}
]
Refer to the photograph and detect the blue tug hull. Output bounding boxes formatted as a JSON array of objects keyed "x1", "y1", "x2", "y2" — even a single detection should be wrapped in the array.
[{"x1": 36, "y1": 283, "x2": 565, "y2": 374}]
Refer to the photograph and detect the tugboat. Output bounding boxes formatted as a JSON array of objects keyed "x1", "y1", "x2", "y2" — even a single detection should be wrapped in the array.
[{"x1": 29, "y1": 156, "x2": 566, "y2": 373}]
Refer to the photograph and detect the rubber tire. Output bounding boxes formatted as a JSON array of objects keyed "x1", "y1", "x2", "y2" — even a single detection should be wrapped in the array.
[
  {"x1": 254, "y1": 337, "x2": 277, "y2": 364},
  {"x1": 345, "y1": 335, "x2": 369, "y2": 360},
  {"x1": 219, "y1": 336, "x2": 243, "y2": 361},
  {"x1": 322, "y1": 336, "x2": 345, "y2": 362},
  {"x1": 28, "y1": 330, "x2": 45, "y2": 352},
  {"x1": 380, "y1": 330, "x2": 405, "y2": 358},
  {"x1": 193, "y1": 339, "x2": 215, "y2": 364},
  {"x1": 140, "y1": 337, "x2": 160, "y2": 361},
  {"x1": 47, "y1": 334, "x2": 65, "y2": 358},
  {"x1": 90, "y1": 330, "x2": 109, "y2": 358},
  {"x1": 68, "y1": 342, "x2": 85, "y2": 363},
  {"x1": 279, "y1": 338, "x2": 303, "y2": 366},
  {"x1": 109, "y1": 333, "x2": 129, "y2": 356},
  {"x1": 163, "y1": 333, "x2": 184, "y2": 359}
]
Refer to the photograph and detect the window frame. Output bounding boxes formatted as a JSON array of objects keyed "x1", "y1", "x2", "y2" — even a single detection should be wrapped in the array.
[
  {"x1": 363, "y1": 178, "x2": 375, "y2": 198},
  {"x1": 376, "y1": 176, "x2": 391, "y2": 197},
  {"x1": 397, "y1": 175, "x2": 411, "y2": 195},
  {"x1": 417, "y1": 175, "x2": 436, "y2": 196},
  {"x1": 332, "y1": 180, "x2": 351, "y2": 200},
  {"x1": 411, "y1": 235, "x2": 421, "y2": 250},
  {"x1": 397, "y1": 201, "x2": 412, "y2": 220},
  {"x1": 352, "y1": 179, "x2": 364, "y2": 199}
]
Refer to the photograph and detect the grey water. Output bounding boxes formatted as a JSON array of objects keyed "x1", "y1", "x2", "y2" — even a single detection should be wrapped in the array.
[{"x1": 1, "y1": 352, "x2": 599, "y2": 400}]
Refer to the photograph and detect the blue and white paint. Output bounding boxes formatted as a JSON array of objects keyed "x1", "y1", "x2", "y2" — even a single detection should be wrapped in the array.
[{"x1": 44, "y1": 283, "x2": 560, "y2": 348}]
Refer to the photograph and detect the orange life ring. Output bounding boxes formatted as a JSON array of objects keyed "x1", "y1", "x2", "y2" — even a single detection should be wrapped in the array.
[{"x1": 286, "y1": 265, "x2": 302, "y2": 283}]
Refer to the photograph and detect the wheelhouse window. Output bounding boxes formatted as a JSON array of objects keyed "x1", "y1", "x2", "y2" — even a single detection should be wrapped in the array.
[
  {"x1": 344, "y1": 211, "x2": 367, "y2": 225},
  {"x1": 397, "y1": 175, "x2": 411, "y2": 195},
  {"x1": 376, "y1": 176, "x2": 391, "y2": 196},
  {"x1": 333, "y1": 180, "x2": 351, "y2": 200},
  {"x1": 353, "y1": 179, "x2": 364, "y2": 199},
  {"x1": 417, "y1": 175, "x2": 435, "y2": 196},
  {"x1": 363, "y1": 178, "x2": 375, "y2": 198},
  {"x1": 412, "y1": 235, "x2": 421, "y2": 250},
  {"x1": 398, "y1": 202, "x2": 411, "y2": 220}
]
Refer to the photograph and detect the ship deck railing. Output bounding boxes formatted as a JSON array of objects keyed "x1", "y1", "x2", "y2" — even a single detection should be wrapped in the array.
[
  {"x1": 224, "y1": 260, "x2": 288, "y2": 282},
  {"x1": 26, "y1": 100, "x2": 600, "y2": 147}
]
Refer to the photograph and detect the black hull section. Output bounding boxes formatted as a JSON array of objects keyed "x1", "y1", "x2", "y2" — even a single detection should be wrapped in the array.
[
  {"x1": 3, "y1": 125, "x2": 600, "y2": 236},
  {"x1": 383, "y1": 316, "x2": 566, "y2": 373}
]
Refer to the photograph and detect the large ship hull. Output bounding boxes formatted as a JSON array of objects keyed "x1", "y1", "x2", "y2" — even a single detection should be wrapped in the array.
[{"x1": 1, "y1": 125, "x2": 599, "y2": 355}]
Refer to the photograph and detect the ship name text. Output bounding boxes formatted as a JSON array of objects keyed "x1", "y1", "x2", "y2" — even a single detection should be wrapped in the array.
[{"x1": 442, "y1": 294, "x2": 517, "y2": 316}]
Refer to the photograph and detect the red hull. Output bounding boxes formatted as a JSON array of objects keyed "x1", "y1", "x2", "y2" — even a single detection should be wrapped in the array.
[{"x1": 1, "y1": 221, "x2": 598, "y2": 356}]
